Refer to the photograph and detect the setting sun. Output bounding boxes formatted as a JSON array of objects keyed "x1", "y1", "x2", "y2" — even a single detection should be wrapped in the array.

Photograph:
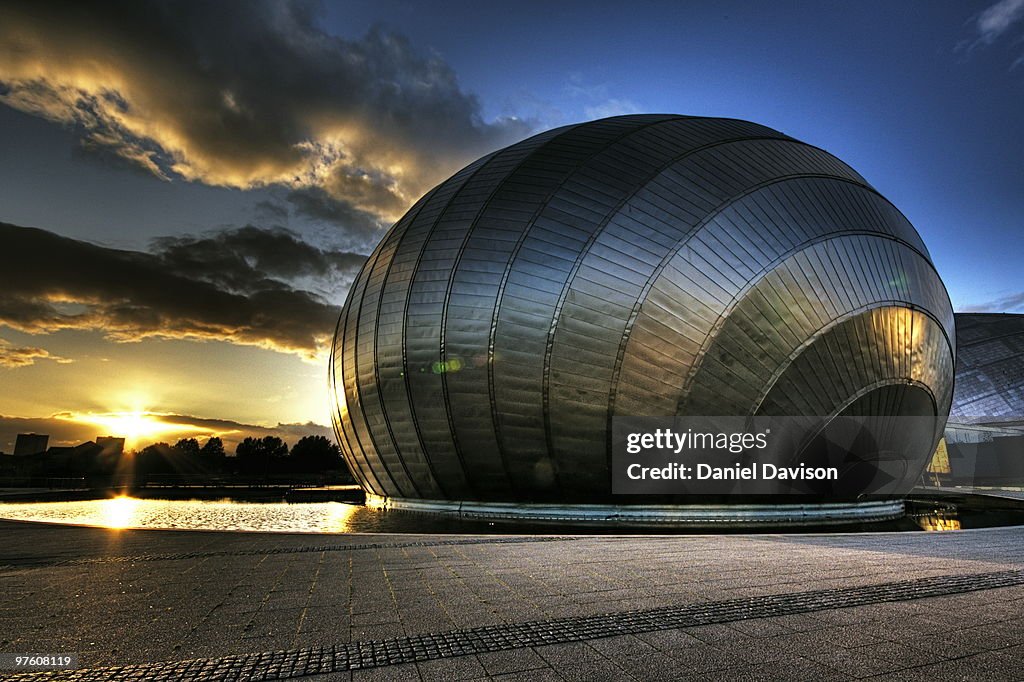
[{"x1": 60, "y1": 411, "x2": 211, "y2": 449}]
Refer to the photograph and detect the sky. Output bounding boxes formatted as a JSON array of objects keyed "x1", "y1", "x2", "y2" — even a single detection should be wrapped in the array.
[{"x1": 0, "y1": 0, "x2": 1021, "y2": 451}]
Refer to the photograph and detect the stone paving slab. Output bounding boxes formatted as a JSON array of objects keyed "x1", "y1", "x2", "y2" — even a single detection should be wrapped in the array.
[
  {"x1": 6, "y1": 566, "x2": 1024, "y2": 680},
  {"x1": 1, "y1": 520, "x2": 1024, "y2": 679}
]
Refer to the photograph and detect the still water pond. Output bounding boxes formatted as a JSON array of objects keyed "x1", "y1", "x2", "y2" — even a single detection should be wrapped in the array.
[
  {"x1": 0, "y1": 498, "x2": 432, "y2": 534},
  {"x1": 0, "y1": 496, "x2": 1018, "y2": 534}
]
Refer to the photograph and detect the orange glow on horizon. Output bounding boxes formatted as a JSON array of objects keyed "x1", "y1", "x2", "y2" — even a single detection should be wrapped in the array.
[{"x1": 58, "y1": 410, "x2": 213, "y2": 449}]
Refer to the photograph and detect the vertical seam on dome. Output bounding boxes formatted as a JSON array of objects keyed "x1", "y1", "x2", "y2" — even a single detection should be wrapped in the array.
[
  {"x1": 353, "y1": 235, "x2": 411, "y2": 494},
  {"x1": 328, "y1": 302, "x2": 370, "y2": 491},
  {"x1": 367, "y1": 185, "x2": 444, "y2": 499},
  {"x1": 486, "y1": 115, "x2": 686, "y2": 496},
  {"x1": 397, "y1": 152, "x2": 511, "y2": 499},
  {"x1": 339, "y1": 257, "x2": 389, "y2": 495},
  {"x1": 538, "y1": 134, "x2": 800, "y2": 493},
  {"x1": 436, "y1": 126, "x2": 584, "y2": 495}
]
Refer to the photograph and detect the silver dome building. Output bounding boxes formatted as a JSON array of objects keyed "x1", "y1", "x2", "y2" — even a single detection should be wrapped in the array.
[{"x1": 329, "y1": 115, "x2": 955, "y2": 525}]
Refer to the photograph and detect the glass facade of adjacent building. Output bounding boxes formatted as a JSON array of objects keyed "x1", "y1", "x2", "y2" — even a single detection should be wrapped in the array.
[
  {"x1": 951, "y1": 313, "x2": 1024, "y2": 424},
  {"x1": 933, "y1": 313, "x2": 1024, "y2": 488}
]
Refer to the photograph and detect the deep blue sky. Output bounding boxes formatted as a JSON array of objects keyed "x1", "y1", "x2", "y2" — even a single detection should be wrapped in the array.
[
  {"x1": 1, "y1": 1, "x2": 1020, "y2": 309},
  {"x1": 326, "y1": 0, "x2": 1023, "y2": 311},
  {"x1": 0, "y1": 0, "x2": 1021, "y2": 440}
]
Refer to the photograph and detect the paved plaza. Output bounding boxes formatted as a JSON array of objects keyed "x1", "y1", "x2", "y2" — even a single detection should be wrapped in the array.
[{"x1": 2, "y1": 518, "x2": 1024, "y2": 680}]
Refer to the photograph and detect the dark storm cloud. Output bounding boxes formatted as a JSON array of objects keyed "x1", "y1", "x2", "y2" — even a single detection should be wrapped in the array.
[
  {"x1": 152, "y1": 225, "x2": 366, "y2": 291},
  {"x1": 286, "y1": 187, "x2": 384, "y2": 241},
  {"x1": 0, "y1": 222, "x2": 365, "y2": 359},
  {"x1": 253, "y1": 200, "x2": 290, "y2": 224},
  {"x1": 0, "y1": 0, "x2": 530, "y2": 225}
]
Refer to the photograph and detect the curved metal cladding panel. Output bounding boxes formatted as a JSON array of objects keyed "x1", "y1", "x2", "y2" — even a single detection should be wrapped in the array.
[
  {"x1": 951, "y1": 313, "x2": 1024, "y2": 423},
  {"x1": 330, "y1": 115, "x2": 956, "y2": 502}
]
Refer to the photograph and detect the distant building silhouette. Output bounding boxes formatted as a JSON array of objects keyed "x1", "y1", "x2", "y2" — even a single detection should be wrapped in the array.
[
  {"x1": 14, "y1": 433, "x2": 48, "y2": 456},
  {"x1": 45, "y1": 441, "x2": 99, "y2": 458},
  {"x1": 96, "y1": 436, "x2": 125, "y2": 457}
]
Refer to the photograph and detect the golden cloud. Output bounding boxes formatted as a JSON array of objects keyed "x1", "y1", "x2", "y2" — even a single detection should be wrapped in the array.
[
  {"x1": 0, "y1": 338, "x2": 72, "y2": 368},
  {"x1": 0, "y1": 1, "x2": 530, "y2": 223}
]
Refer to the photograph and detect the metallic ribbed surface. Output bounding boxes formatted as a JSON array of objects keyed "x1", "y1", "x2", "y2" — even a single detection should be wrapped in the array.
[
  {"x1": 951, "y1": 313, "x2": 1024, "y2": 423},
  {"x1": 330, "y1": 115, "x2": 956, "y2": 503}
]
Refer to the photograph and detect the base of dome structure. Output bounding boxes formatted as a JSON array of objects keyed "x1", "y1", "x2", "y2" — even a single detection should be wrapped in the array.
[{"x1": 364, "y1": 494, "x2": 904, "y2": 528}]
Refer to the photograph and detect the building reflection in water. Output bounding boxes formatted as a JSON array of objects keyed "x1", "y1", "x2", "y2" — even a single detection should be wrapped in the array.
[{"x1": 913, "y1": 510, "x2": 961, "y2": 531}]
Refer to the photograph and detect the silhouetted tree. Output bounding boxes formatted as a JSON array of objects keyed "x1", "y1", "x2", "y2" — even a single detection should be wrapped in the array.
[
  {"x1": 137, "y1": 442, "x2": 174, "y2": 476},
  {"x1": 198, "y1": 436, "x2": 225, "y2": 456},
  {"x1": 200, "y1": 437, "x2": 226, "y2": 465},
  {"x1": 290, "y1": 435, "x2": 343, "y2": 473},
  {"x1": 168, "y1": 436, "x2": 214, "y2": 478},
  {"x1": 235, "y1": 436, "x2": 288, "y2": 477},
  {"x1": 173, "y1": 438, "x2": 201, "y2": 459},
  {"x1": 235, "y1": 437, "x2": 259, "y2": 473},
  {"x1": 235, "y1": 436, "x2": 288, "y2": 459}
]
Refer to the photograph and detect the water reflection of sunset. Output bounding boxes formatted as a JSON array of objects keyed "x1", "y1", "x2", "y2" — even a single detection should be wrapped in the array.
[
  {"x1": 324, "y1": 500, "x2": 361, "y2": 533},
  {"x1": 0, "y1": 499, "x2": 377, "y2": 533},
  {"x1": 98, "y1": 496, "x2": 141, "y2": 529}
]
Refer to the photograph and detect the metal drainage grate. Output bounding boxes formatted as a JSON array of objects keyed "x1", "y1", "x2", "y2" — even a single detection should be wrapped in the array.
[{"x1": 56, "y1": 535, "x2": 579, "y2": 565}]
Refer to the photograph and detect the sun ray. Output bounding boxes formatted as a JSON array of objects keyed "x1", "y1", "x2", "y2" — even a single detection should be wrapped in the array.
[{"x1": 58, "y1": 411, "x2": 212, "y2": 449}]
